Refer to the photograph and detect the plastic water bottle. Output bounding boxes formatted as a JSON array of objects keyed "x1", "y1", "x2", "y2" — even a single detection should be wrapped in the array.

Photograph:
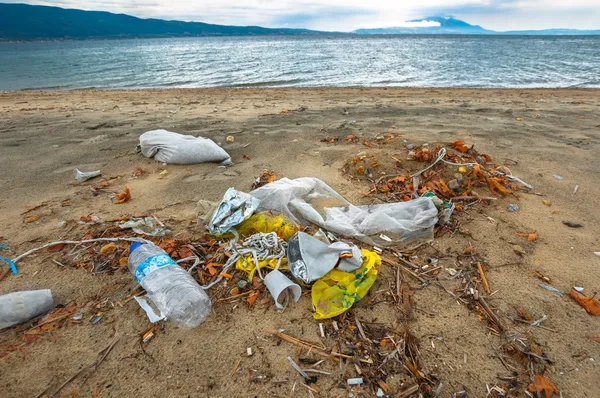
[
  {"x1": 0, "y1": 289, "x2": 54, "y2": 329},
  {"x1": 128, "y1": 242, "x2": 211, "y2": 328}
]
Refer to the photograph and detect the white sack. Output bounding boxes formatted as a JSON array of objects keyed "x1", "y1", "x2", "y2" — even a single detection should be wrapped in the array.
[{"x1": 139, "y1": 129, "x2": 231, "y2": 165}]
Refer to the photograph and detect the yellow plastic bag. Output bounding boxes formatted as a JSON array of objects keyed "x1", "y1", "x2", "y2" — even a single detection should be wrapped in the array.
[
  {"x1": 235, "y1": 212, "x2": 299, "y2": 241},
  {"x1": 236, "y1": 256, "x2": 288, "y2": 282},
  {"x1": 311, "y1": 249, "x2": 381, "y2": 319}
]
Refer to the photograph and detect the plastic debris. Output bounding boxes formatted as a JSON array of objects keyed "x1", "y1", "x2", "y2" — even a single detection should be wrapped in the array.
[
  {"x1": 0, "y1": 256, "x2": 18, "y2": 275},
  {"x1": 264, "y1": 269, "x2": 302, "y2": 310},
  {"x1": 73, "y1": 168, "x2": 101, "y2": 182},
  {"x1": 594, "y1": 252, "x2": 600, "y2": 257},
  {"x1": 287, "y1": 232, "x2": 362, "y2": 284},
  {"x1": 250, "y1": 177, "x2": 438, "y2": 246},
  {"x1": 348, "y1": 378, "x2": 364, "y2": 385},
  {"x1": 553, "y1": 174, "x2": 564, "y2": 180},
  {"x1": 235, "y1": 212, "x2": 300, "y2": 241},
  {"x1": 507, "y1": 203, "x2": 519, "y2": 212},
  {"x1": 119, "y1": 217, "x2": 169, "y2": 237},
  {"x1": 208, "y1": 188, "x2": 260, "y2": 236},
  {"x1": 539, "y1": 283, "x2": 564, "y2": 297},
  {"x1": 134, "y1": 295, "x2": 166, "y2": 323},
  {"x1": 311, "y1": 250, "x2": 381, "y2": 319},
  {"x1": 139, "y1": 129, "x2": 231, "y2": 165},
  {"x1": 0, "y1": 290, "x2": 54, "y2": 329}
]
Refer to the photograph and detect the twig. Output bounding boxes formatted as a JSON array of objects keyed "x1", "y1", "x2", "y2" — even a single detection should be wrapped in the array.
[
  {"x1": 382, "y1": 257, "x2": 427, "y2": 284},
  {"x1": 231, "y1": 359, "x2": 241, "y2": 376},
  {"x1": 51, "y1": 336, "x2": 120, "y2": 397},
  {"x1": 450, "y1": 196, "x2": 497, "y2": 202},
  {"x1": 20, "y1": 202, "x2": 47, "y2": 215},
  {"x1": 355, "y1": 319, "x2": 368, "y2": 341},
  {"x1": 477, "y1": 263, "x2": 491, "y2": 294},
  {"x1": 478, "y1": 296, "x2": 504, "y2": 331},
  {"x1": 287, "y1": 357, "x2": 309, "y2": 378},
  {"x1": 32, "y1": 312, "x2": 73, "y2": 329},
  {"x1": 216, "y1": 291, "x2": 253, "y2": 302},
  {"x1": 266, "y1": 329, "x2": 373, "y2": 364}
]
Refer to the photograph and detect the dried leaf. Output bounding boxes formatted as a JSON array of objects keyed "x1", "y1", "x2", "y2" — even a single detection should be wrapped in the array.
[
  {"x1": 220, "y1": 272, "x2": 233, "y2": 279},
  {"x1": 356, "y1": 165, "x2": 365, "y2": 175},
  {"x1": 247, "y1": 290, "x2": 260, "y2": 306},
  {"x1": 569, "y1": 289, "x2": 600, "y2": 316},
  {"x1": 115, "y1": 186, "x2": 131, "y2": 204},
  {"x1": 99, "y1": 179, "x2": 110, "y2": 188},
  {"x1": 25, "y1": 215, "x2": 40, "y2": 223},
  {"x1": 541, "y1": 199, "x2": 552, "y2": 207},
  {"x1": 91, "y1": 386, "x2": 103, "y2": 398},
  {"x1": 377, "y1": 380, "x2": 390, "y2": 393},
  {"x1": 517, "y1": 308, "x2": 534, "y2": 321},
  {"x1": 230, "y1": 287, "x2": 240, "y2": 296},
  {"x1": 592, "y1": 335, "x2": 600, "y2": 343},
  {"x1": 528, "y1": 375, "x2": 558, "y2": 398},
  {"x1": 178, "y1": 246, "x2": 193, "y2": 259},
  {"x1": 464, "y1": 245, "x2": 473, "y2": 255},
  {"x1": 100, "y1": 243, "x2": 117, "y2": 255},
  {"x1": 452, "y1": 140, "x2": 469, "y2": 153},
  {"x1": 515, "y1": 232, "x2": 537, "y2": 241},
  {"x1": 47, "y1": 243, "x2": 66, "y2": 252},
  {"x1": 486, "y1": 177, "x2": 512, "y2": 195},
  {"x1": 133, "y1": 167, "x2": 144, "y2": 177},
  {"x1": 80, "y1": 215, "x2": 92, "y2": 222}
]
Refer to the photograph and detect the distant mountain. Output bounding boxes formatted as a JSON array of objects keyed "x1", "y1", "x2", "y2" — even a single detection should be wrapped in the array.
[
  {"x1": 353, "y1": 16, "x2": 600, "y2": 35},
  {"x1": 353, "y1": 16, "x2": 488, "y2": 34},
  {"x1": 0, "y1": 4, "x2": 598, "y2": 41},
  {"x1": 0, "y1": 3, "x2": 323, "y2": 41}
]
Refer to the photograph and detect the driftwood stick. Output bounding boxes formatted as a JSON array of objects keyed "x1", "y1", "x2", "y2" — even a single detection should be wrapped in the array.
[
  {"x1": 477, "y1": 263, "x2": 491, "y2": 294},
  {"x1": 265, "y1": 329, "x2": 373, "y2": 364},
  {"x1": 478, "y1": 296, "x2": 504, "y2": 331},
  {"x1": 50, "y1": 336, "x2": 120, "y2": 397}
]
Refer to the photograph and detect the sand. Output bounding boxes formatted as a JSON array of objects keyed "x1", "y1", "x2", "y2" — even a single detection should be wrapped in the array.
[{"x1": 0, "y1": 88, "x2": 599, "y2": 397}]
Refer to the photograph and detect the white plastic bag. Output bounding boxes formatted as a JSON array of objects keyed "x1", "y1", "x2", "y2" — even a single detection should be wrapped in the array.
[
  {"x1": 139, "y1": 129, "x2": 231, "y2": 165},
  {"x1": 250, "y1": 178, "x2": 438, "y2": 246}
]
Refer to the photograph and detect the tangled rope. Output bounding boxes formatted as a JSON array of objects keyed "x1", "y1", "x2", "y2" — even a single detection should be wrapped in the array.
[{"x1": 194, "y1": 231, "x2": 287, "y2": 289}]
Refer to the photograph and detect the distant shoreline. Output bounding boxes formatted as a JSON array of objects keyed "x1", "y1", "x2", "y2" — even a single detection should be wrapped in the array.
[
  {"x1": 3, "y1": 87, "x2": 600, "y2": 95},
  {"x1": 2, "y1": 32, "x2": 600, "y2": 44}
]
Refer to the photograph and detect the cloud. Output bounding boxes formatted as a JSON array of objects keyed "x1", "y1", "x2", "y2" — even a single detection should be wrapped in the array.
[
  {"x1": 398, "y1": 20, "x2": 442, "y2": 28},
  {"x1": 5, "y1": 0, "x2": 600, "y2": 31}
]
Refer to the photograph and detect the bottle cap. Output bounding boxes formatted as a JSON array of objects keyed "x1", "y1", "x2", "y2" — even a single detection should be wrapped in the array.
[{"x1": 130, "y1": 242, "x2": 142, "y2": 253}]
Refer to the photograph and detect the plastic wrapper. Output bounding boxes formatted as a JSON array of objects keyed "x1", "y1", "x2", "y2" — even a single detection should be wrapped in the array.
[
  {"x1": 311, "y1": 250, "x2": 381, "y2": 319},
  {"x1": 139, "y1": 129, "x2": 231, "y2": 165},
  {"x1": 236, "y1": 256, "x2": 288, "y2": 282},
  {"x1": 287, "y1": 232, "x2": 362, "y2": 284},
  {"x1": 250, "y1": 177, "x2": 438, "y2": 246},
  {"x1": 73, "y1": 168, "x2": 101, "y2": 182},
  {"x1": 235, "y1": 212, "x2": 300, "y2": 241},
  {"x1": 208, "y1": 188, "x2": 260, "y2": 236}
]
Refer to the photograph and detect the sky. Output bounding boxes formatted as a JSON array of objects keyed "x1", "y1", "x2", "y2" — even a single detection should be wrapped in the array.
[{"x1": 7, "y1": 0, "x2": 600, "y2": 31}]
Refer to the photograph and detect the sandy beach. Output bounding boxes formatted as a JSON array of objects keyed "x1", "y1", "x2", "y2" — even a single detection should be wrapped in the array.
[{"x1": 1, "y1": 88, "x2": 599, "y2": 397}]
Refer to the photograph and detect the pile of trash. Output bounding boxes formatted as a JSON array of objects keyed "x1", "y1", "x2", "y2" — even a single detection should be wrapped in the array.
[{"x1": 4, "y1": 132, "x2": 596, "y2": 397}]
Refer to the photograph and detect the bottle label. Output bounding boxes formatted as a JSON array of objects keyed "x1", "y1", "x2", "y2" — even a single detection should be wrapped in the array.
[{"x1": 134, "y1": 254, "x2": 177, "y2": 283}]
